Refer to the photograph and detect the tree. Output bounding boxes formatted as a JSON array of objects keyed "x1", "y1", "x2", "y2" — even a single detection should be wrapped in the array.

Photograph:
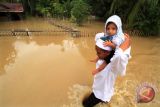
[
  {"x1": 35, "y1": 0, "x2": 52, "y2": 17},
  {"x1": 51, "y1": 2, "x2": 64, "y2": 18},
  {"x1": 2, "y1": 0, "x2": 159, "y2": 36},
  {"x1": 130, "y1": 0, "x2": 160, "y2": 36},
  {"x1": 71, "y1": 0, "x2": 90, "y2": 25},
  {"x1": 88, "y1": 0, "x2": 160, "y2": 36}
]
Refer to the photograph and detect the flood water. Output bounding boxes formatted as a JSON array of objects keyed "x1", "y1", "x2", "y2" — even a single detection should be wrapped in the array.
[{"x1": 0, "y1": 20, "x2": 160, "y2": 107}]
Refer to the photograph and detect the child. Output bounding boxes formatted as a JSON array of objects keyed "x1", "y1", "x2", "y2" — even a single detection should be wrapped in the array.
[{"x1": 91, "y1": 15, "x2": 127, "y2": 75}]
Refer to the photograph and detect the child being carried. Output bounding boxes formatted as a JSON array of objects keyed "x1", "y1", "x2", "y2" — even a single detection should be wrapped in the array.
[{"x1": 91, "y1": 15, "x2": 131, "y2": 75}]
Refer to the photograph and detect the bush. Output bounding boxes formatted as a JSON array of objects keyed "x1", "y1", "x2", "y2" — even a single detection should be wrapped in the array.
[
  {"x1": 71, "y1": 0, "x2": 91, "y2": 25},
  {"x1": 130, "y1": 0, "x2": 160, "y2": 36}
]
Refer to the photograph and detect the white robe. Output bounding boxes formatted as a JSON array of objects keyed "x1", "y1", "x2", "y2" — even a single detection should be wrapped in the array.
[
  {"x1": 92, "y1": 47, "x2": 131, "y2": 102},
  {"x1": 93, "y1": 15, "x2": 131, "y2": 102}
]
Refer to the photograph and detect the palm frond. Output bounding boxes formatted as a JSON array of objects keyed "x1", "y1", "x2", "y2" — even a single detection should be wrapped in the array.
[
  {"x1": 147, "y1": 0, "x2": 159, "y2": 7},
  {"x1": 109, "y1": 0, "x2": 117, "y2": 15},
  {"x1": 127, "y1": 0, "x2": 145, "y2": 27}
]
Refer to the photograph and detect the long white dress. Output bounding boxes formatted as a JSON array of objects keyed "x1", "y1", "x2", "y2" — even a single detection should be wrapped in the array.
[
  {"x1": 92, "y1": 47, "x2": 131, "y2": 102},
  {"x1": 93, "y1": 15, "x2": 131, "y2": 102}
]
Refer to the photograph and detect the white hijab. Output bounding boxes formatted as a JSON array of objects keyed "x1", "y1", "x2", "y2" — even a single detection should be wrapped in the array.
[{"x1": 105, "y1": 15, "x2": 124, "y2": 40}]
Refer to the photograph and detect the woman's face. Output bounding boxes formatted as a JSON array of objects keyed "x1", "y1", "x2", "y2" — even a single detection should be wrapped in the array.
[
  {"x1": 106, "y1": 22, "x2": 117, "y2": 36},
  {"x1": 95, "y1": 46, "x2": 110, "y2": 59}
]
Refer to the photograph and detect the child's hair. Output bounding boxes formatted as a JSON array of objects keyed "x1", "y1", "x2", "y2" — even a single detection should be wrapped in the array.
[
  {"x1": 104, "y1": 50, "x2": 115, "y2": 63},
  {"x1": 106, "y1": 22, "x2": 117, "y2": 29},
  {"x1": 97, "y1": 46, "x2": 115, "y2": 63}
]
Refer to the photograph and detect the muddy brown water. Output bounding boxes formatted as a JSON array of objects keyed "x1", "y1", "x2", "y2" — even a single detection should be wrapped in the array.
[{"x1": 0, "y1": 19, "x2": 160, "y2": 107}]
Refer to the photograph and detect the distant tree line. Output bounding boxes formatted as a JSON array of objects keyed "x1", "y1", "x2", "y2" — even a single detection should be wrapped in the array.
[{"x1": 1, "y1": 0, "x2": 160, "y2": 36}]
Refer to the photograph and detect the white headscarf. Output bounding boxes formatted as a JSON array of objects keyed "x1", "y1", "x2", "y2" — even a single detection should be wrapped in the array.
[
  {"x1": 105, "y1": 15, "x2": 124, "y2": 40},
  {"x1": 96, "y1": 38, "x2": 112, "y2": 51}
]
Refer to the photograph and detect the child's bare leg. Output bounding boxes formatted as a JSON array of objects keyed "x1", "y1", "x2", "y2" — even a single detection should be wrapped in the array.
[
  {"x1": 92, "y1": 61, "x2": 107, "y2": 75},
  {"x1": 98, "y1": 61, "x2": 107, "y2": 71}
]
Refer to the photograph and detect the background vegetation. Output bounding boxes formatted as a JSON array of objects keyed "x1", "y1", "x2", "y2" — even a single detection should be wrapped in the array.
[{"x1": 1, "y1": 0, "x2": 160, "y2": 36}]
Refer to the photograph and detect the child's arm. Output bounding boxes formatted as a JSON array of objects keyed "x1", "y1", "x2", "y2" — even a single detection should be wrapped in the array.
[
  {"x1": 103, "y1": 40, "x2": 116, "y2": 49},
  {"x1": 90, "y1": 56, "x2": 99, "y2": 63},
  {"x1": 92, "y1": 61, "x2": 107, "y2": 75}
]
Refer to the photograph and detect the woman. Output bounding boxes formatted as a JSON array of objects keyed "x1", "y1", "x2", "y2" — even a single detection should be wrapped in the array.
[{"x1": 83, "y1": 34, "x2": 131, "y2": 107}]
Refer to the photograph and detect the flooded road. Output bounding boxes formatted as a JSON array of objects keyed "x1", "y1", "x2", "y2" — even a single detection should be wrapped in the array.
[{"x1": 0, "y1": 20, "x2": 160, "y2": 107}]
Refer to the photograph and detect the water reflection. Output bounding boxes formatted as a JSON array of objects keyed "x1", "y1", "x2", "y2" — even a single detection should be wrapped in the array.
[
  {"x1": 0, "y1": 37, "x2": 17, "y2": 74},
  {"x1": 0, "y1": 36, "x2": 93, "y2": 107}
]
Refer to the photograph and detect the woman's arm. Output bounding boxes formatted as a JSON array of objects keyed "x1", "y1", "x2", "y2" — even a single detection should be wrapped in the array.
[
  {"x1": 119, "y1": 33, "x2": 131, "y2": 51},
  {"x1": 109, "y1": 34, "x2": 131, "y2": 76}
]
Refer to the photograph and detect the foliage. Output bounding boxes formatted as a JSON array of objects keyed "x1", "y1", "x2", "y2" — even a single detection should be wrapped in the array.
[
  {"x1": 51, "y1": 2, "x2": 64, "y2": 17},
  {"x1": 71, "y1": 0, "x2": 91, "y2": 25},
  {"x1": 35, "y1": 0, "x2": 52, "y2": 17},
  {"x1": 131, "y1": 0, "x2": 160, "y2": 36},
  {"x1": 1, "y1": 0, "x2": 160, "y2": 35}
]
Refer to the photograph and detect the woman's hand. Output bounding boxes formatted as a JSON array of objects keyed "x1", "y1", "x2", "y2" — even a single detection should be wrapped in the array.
[{"x1": 92, "y1": 69, "x2": 100, "y2": 75}]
